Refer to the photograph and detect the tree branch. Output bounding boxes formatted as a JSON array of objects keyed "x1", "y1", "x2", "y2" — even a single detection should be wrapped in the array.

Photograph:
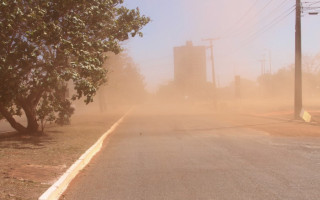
[
  {"x1": 27, "y1": 88, "x2": 44, "y2": 106},
  {"x1": 0, "y1": 103, "x2": 26, "y2": 134}
]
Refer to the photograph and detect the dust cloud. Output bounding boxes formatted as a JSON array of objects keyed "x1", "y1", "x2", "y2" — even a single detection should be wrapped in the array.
[
  {"x1": 72, "y1": 0, "x2": 320, "y2": 122},
  {"x1": 73, "y1": 49, "x2": 320, "y2": 122}
]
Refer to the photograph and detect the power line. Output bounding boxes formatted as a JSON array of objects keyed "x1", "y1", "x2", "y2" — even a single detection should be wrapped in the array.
[
  {"x1": 221, "y1": 5, "x2": 296, "y2": 57},
  {"x1": 220, "y1": 0, "x2": 260, "y2": 38},
  {"x1": 302, "y1": 1, "x2": 320, "y2": 15},
  {"x1": 248, "y1": 0, "x2": 277, "y2": 21},
  {"x1": 244, "y1": 8, "x2": 295, "y2": 51},
  {"x1": 222, "y1": 0, "x2": 279, "y2": 39},
  {"x1": 304, "y1": 1, "x2": 320, "y2": 6},
  {"x1": 242, "y1": 6, "x2": 296, "y2": 45},
  {"x1": 304, "y1": 6, "x2": 320, "y2": 9},
  {"x1": 258, "y1": 0, "x2": 293, "y2": 23},
  {"x1": 303, "y1": 0, "x2": 320, "y2": 10},
  {"x1": 226, "y1": 0, "x2": 293, "y2": 39}
]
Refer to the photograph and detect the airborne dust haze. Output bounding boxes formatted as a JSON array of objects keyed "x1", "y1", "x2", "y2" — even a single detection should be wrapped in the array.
[
  {"x1": 80, "y1": 0, "x2": 320, "y2": 119},
  {"x1": 3, "y1": 1, "x2": 320, "y2": 200},
  {"x1": 0, "y1": 0, "x2": 320, "y2": 200},
  {"x1": 1, "y1": 0, "x2": 320, "y2": 131}
]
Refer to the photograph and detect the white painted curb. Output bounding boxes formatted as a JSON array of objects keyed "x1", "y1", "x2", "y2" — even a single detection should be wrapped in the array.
[{"x1": 39, "y1": 110, "x2": 132, "y2": 200}]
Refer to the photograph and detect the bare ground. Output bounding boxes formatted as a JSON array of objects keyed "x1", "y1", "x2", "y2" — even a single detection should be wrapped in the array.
[
  {"x1": 0, "y1": 113, "x2": 123, "y2": 200},
  {"x1": 217, "y1": 110, "x2": 320, "y2": 137}
]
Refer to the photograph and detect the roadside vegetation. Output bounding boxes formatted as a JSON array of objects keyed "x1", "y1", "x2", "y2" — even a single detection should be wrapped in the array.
[{"x1": 0, "y1": 0, "x2": 150, "y2": 135}]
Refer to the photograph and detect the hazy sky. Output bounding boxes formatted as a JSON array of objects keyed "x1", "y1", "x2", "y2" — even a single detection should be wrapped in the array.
[{"x1": 123, "y1": 0, "x2": 320, "y2": 92}]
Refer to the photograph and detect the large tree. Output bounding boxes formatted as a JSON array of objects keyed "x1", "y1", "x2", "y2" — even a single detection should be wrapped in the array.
[{"x1": 0, "y1": 0, "x2": 150, "y2": 134}]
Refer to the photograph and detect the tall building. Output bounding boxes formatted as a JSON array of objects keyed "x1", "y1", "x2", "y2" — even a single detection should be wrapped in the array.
[{"x1": 174, "y1": 41, "x2": 207, "y2": 96}]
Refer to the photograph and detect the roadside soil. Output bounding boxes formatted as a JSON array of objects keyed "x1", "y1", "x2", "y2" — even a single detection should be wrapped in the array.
[
  {"x1": 0, "y1": 112, "x2": 124, "y2": 200},
  {"x1": 216, "y1": 110, "x2": 320, "y2": 137},
  {"x1": 190, "y1": 99, "x2": 320, "y2": 137}
]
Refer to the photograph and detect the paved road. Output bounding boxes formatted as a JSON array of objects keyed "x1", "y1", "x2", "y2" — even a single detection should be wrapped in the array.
[{"x1": 62, "y1": 107, "x2": 320, "y2": 200}]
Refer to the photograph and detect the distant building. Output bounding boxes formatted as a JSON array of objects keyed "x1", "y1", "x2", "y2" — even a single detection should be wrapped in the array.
[{"x1": 174, "y1": 41, "x2": 207, "y2": 96}]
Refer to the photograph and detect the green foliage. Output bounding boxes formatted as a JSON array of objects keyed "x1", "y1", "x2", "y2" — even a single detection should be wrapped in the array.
[
  {"x1": 54, "y1": 99, "x2": 75, "y2": 126},
  {"x1": 0, "y1": 0, "x2": 150, "y2": 133},
  {"x1": 37, "y1": 93, "x2": 56, "y2": 132},
  {"x1": 37, "y1": 84, "x2": 75, "y2": 131}
]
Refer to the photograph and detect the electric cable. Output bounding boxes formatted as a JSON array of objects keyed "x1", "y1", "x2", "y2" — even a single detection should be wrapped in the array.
[{"x1": 221, "y1": 5, "x2": 296, "y2": 57}]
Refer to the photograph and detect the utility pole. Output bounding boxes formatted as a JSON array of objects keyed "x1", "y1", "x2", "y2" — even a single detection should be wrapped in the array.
[
  {"x1": 259, "y1": 56, "x2": 266, "y2": 76},
  {"x1": 265, "y1": 49, "x2": 272, "y2": 74},
  {"x1": 269, "y1": 51, "x2": 272, "y2": 74},
  {"x1": 295, "y1": 0, "x2": 302, "y2": 119},
  {"x1": 203, "y1": 38, "x2": 219, "y2": 90}
]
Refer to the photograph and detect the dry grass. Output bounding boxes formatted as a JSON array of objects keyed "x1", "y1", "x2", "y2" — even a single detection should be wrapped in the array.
[{"x1": 0, "y1": 113, "x2": 123, "y2": 200}]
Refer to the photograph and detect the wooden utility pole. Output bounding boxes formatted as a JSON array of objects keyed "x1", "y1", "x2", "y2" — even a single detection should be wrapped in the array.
[
  {"x1": 295, "y1": 0, "x2": 302, "y2": 119},
  {"x1": 203, "y1": 38, "x2": 219, "y2": 90}
]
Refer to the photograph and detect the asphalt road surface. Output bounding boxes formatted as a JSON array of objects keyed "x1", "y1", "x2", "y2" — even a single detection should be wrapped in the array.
[{"x1": 62, "y1": 106, "x2": 320, "y2": 200}]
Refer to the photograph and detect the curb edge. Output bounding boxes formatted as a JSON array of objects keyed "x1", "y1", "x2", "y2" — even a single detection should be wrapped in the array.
[{"x1": 38, "y1": 109, "x2": 132, "y2": 200}]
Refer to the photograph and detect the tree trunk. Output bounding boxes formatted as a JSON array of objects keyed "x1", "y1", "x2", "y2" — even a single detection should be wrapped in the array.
[
  {"x1": 0, "y1": 103, "x2": 27, "y2": 134},
  {"x1": 0, "y1": 100, "x2": 40, "y2": 135},
  {"x1": 21, "y1": 102, "x2": 40, "y2": 135}
]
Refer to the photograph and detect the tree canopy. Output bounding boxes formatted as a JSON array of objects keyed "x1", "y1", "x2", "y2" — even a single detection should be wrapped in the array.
[{"x1": 0, "y1": 0, "x2": 150, "y2": 134}]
